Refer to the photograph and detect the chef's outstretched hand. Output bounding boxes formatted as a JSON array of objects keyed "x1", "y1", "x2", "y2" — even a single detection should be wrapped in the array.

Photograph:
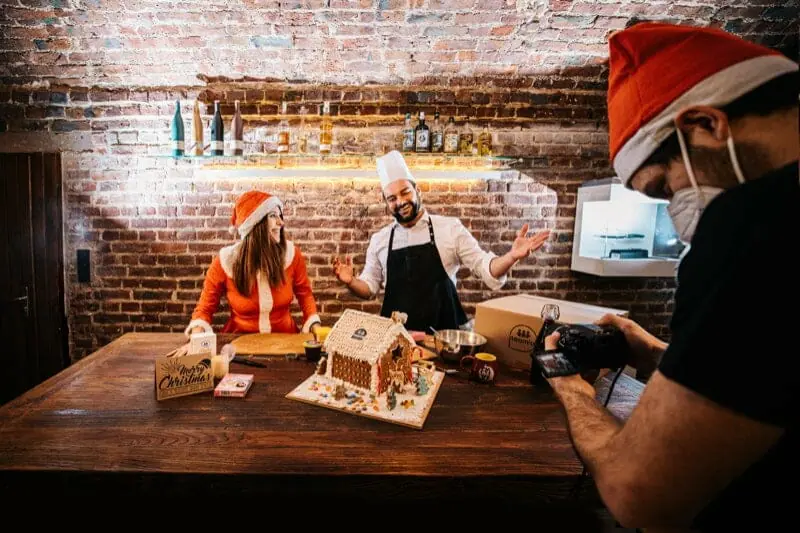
[
  {"x1": 509, "y1": 224, "x2": 551, "y2": 260},
  {"x1": 332, "y1": 256, "x2": 354, "y2": 285}
]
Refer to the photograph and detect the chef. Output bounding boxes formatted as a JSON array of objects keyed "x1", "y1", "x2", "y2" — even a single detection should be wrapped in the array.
[{"x1": 332, "y1": 150, "x2": 550, "y2": 332}]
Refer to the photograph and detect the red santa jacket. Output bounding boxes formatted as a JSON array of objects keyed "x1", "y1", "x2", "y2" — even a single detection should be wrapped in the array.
[{"x1": 184, "y1": 240, "x2": 320, "y2": 336}]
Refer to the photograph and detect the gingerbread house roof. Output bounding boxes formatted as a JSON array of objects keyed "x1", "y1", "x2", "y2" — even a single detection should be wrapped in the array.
[{"x1": 323, "y1": 309, "x2": 415, "y2": 365}]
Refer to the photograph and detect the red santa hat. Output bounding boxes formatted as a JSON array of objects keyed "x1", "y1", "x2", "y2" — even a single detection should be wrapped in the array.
[
  {"x1": 230, "y1": 191, "x2": 283, "y2": 239},
  {"x1": 608, "y1": 22, "x2": 798, "y2": 187}
]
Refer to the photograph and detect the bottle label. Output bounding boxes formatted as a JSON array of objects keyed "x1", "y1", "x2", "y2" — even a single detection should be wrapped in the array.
[
  {"x1": 432, "y1": 132, "x2": 443, "y2": 151},
  {"x1": 171, "y1": 141, "x2": 184, "y2": 150},
  {"x1": 403, "y1": 131, "x2": 414, "y2": 150},
  {"x1": 210, "y1": 141, "x2": 224, "y2": 151},
  {"x1": 444, "y1": 134, "x2": 459, "y2": 153},
  {"x1": 277, "y1": 145, "x2": 288, "y2": 152},
  {"x1": 415, "y1": 130, "x2": 429, "y2": 150},
  {"x1": 320, "y1": 144, "x2": 331, "y2": 152},
  {"x1": 230, "y1": 140, "x2": 244, "y2": 151}
]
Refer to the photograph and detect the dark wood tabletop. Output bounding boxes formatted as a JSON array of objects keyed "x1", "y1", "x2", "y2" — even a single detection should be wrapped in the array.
[{"x1": 0, "y1": 332, "x2": 643, "y2": 514}]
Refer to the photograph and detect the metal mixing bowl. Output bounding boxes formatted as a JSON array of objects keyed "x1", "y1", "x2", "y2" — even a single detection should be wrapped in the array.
[{"x1": 433, "y1": 329, "x2": 487, "y2": 363}]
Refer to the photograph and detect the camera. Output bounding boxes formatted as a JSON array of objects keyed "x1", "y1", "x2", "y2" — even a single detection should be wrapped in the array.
[{"x1": 529, "y1": 305, "x2": 629, "y2": 381}]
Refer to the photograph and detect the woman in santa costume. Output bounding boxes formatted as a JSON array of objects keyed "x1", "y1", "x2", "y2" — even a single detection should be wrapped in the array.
[{"x1": 184, "y1": 190, "x2": 321, "y2": 338}]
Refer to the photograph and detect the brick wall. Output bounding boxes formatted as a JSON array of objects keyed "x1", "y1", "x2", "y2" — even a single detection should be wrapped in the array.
[
  {"x1": 0, "y1": 1, "x2": 796, "y2": 360},
  {"x1": 0, "y1": 1, "x2": 795, "y2": 86}
]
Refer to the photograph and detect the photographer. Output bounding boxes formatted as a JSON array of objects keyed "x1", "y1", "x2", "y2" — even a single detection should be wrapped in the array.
[{"x1": 545, "y1": 23, "x2": 798, "y2": 532}]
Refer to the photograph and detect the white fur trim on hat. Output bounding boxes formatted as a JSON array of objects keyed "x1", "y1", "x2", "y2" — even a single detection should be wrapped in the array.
[
  {"x1": 184, "y1": 318, "x2": 213, "y2": 338},
  {"x1": 376, "y1": 150, "x2": 415, "y2": 190},
  {"x1": 238, "y1": 195, "x2": 283, "y2": 239},
  {"x1": 613, "y1": 55, "x2": 798, "y2": 186}
]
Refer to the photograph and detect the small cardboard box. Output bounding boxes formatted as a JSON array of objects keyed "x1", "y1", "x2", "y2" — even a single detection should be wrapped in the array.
[
  {"x1": 155, "y1": 352, "x2": 215, "y2": 401},
  {"x1": 189, "y1": 332, "x2": 216, "y2": 358},
  {"x1": 474, "y1": 294, "x2": 628, "y2": 370}
]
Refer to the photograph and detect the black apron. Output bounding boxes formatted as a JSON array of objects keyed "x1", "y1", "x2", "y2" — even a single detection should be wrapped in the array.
[{"x1": 380, "y1": 218, "x2": 467, "y2": 332}]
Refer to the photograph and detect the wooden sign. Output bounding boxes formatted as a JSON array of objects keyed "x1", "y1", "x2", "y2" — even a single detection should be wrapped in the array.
[{"x1": 155, "y1": 352, "x2": 214, "y2": 401}]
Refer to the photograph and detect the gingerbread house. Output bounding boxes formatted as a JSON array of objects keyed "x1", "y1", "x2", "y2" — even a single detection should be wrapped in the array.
[{"x1": 323, "y1": 309, "x2": 416, "y2": 395}]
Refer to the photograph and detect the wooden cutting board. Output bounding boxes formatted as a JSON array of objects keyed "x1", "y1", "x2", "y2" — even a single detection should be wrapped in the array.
[
  {"x1": 231, "y1": 332, "x2": 440, "y2": 360},
  {"x1": 231, "y1": 333, "x2": 314, "y2": 356}
]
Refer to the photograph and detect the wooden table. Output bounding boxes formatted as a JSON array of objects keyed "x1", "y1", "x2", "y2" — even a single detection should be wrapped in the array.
[{"x1": 0, "y1": 332, "x2": 643, "y2": 516}]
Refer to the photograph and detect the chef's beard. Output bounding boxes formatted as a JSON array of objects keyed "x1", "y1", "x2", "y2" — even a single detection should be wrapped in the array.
[{"x1": 392, "y1": 200, "x2": 421, "y2": 224}]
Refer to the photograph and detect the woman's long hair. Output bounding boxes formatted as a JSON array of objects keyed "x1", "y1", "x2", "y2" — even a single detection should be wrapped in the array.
[{"x1": 233, "y1": 216, "x2": 286, "y2": 295}]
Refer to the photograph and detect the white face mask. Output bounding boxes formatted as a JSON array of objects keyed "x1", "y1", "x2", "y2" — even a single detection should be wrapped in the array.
[{"x1": 667, "y1": 127, "x2": 746, "y2": 243}]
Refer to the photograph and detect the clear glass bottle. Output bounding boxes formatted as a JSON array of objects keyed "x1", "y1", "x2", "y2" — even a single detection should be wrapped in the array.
[
  {"x1": 431, "y1": 111, "x2": 443, "y2": 153},
  {"x1": 319, "y1": 101, "x2": 332, "y2": 155},
  {"x1": 298, "y1": 105, "x2": 309, "y2": 154},
  {"x1": 277, "y1": 101, "x2": 290, "y2": 153},
  {"x1": 444, "y1": 116, "x2": 459, "y2": 154},
  {"x1": 458, "y1": 120, "x2": 474, "y2": 155},
  {"x1": 401, "y1": 112, "x2": 414, "y2": 152},
  {"x1": 477, "y1": 124, "x2": 492, "y2": 156}
]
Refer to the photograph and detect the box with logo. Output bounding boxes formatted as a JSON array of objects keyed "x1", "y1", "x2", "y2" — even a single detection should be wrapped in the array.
[{"x1": 473, "y1": 294, "x2": 628, "y2": 370}]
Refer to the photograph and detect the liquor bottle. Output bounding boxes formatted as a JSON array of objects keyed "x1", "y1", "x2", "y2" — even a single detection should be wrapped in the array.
[
  {"x1": 401, "y1": 112, "x2": 414, "y2": 152},
  {"x1": 319, "y1": 101, "x2": 332, "y2": 154},
  {"x1": 231, "y1": 100, "x2": 243, "y2": 156},
  {"x1": 431, "y1": 111, "x2": 443, "y2": 153},
  {"x1": 210, "y1": 100, "x2": 224, "y2": 156},
  {"x1": 459, "y1": 120, "x2": 474, "y2": 155},
  {"x1": 298, "y1": 105, "x2": 309, "y2": 154},
  {"x1": 170, "y1": 100, "x2": 184, "y2": 157},
  {"x1": 477, "y1": 124, "x2": 492, "y2": 156},
  {"x1": 192, "y1": 100, "x2": 205, "y2": 155},
  {"x1": 444, "y1": 116, "x2": 459, "y2": 154},
  {"x1": 192, "y1": 100, "x2": 203, "y2": 156},
  {"x1": 414, "y1": 111, "x2": 430, "y2": 152},
  {"x1": 277, "y1": 101, "x2": 290, "y2": 153}
]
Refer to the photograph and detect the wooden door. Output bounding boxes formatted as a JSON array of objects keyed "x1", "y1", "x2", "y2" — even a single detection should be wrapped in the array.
[{"x1": 0, "y1": 153, "x2": 68, "y2": 405}]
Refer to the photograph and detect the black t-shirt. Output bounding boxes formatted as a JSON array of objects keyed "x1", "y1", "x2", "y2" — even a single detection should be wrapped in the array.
[{"x1": 658, "y1": 162, "x2": 799, "y2": 532}]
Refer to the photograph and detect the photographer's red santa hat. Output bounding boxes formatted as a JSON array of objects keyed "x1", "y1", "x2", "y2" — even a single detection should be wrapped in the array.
[
  {"x1": 608, "y1": 22, "x2": 798, "y2": 187},
  {"x1": 230, "y1": 191, "x2": 283, "y2": 239}
]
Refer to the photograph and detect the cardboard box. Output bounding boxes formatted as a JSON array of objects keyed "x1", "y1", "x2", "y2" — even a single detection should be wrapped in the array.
[
  {"x1": 474, "y1": 294, "x2": 628, "y2": 370},
  {"x1": 190, "y1": 332, "x2": 217, "y2": 358},
  {"x1": 155, "y1": 352, "x2": 215, "y2": 401}
]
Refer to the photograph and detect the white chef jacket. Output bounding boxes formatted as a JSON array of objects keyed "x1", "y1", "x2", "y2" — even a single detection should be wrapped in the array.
[{"x1": 358, "y1": 211, "x2": 507, "y2": 297}]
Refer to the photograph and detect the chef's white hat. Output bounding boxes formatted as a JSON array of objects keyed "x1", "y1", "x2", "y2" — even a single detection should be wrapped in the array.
[{"x1": 376, "y1": 150, "x2": 415, "y2": 190}]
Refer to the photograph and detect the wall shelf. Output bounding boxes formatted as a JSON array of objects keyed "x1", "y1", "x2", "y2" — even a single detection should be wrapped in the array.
[{"x1": 153, "y1": 152, "x2": 527, "y2": 180}]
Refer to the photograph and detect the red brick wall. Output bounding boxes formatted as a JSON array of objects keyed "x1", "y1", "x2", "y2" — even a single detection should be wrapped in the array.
[{"x1": 0, "y1": 2, "x2": 796, "y2": 360}]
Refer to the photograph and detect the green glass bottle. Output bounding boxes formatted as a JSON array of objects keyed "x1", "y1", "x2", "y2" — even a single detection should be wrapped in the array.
[{"x1": 170, "y1": 100, "x2": 185, "y2": 157}]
